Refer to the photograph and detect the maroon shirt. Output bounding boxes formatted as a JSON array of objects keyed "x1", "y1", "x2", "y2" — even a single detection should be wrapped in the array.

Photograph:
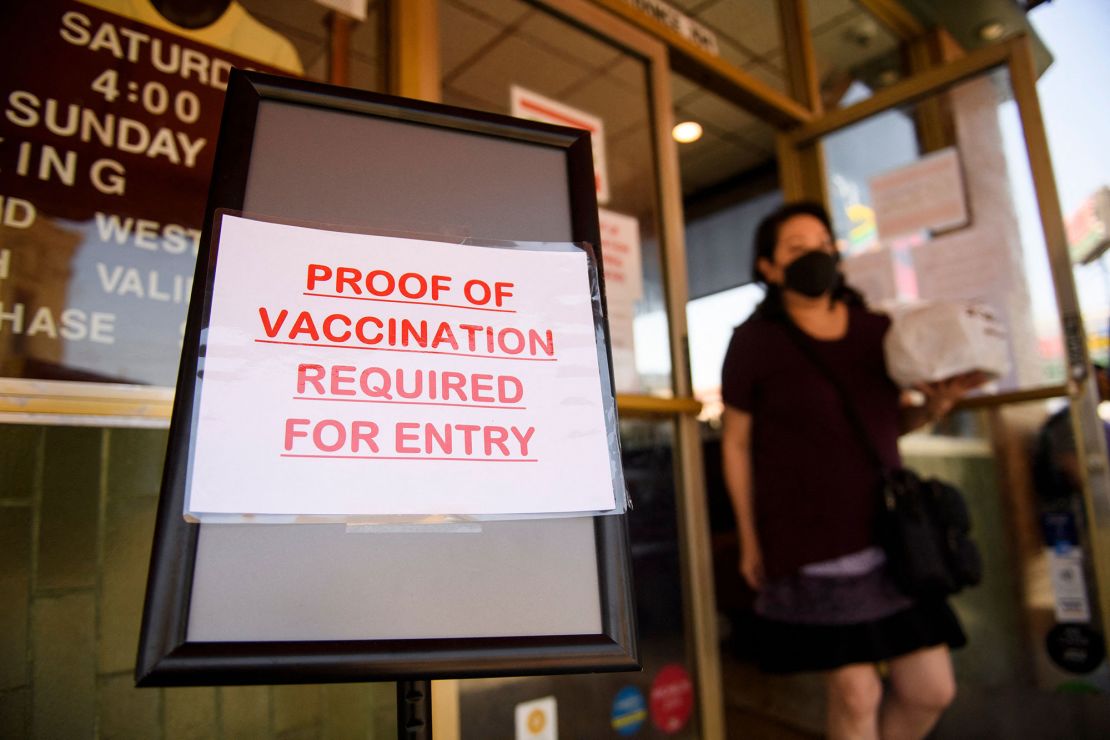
[{"x1": 721, "y1": 306, "x2": 902, "y2": 579}]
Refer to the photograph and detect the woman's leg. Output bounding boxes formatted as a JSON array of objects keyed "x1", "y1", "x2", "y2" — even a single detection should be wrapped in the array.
[
  {"x1": 826, "y1": 662, "x2": 883, "y2": 740},
  {"x1": 880, "y1": 644, "x2": 956, "y2": 740}
]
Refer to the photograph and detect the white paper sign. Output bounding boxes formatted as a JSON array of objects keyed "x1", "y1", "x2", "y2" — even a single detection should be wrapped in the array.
[
  {"x1": 598, "y1": 208, "x2": 643, "y2": 394},
  {"x1": 512, "y1": 86, "x2": 610, "y2": 205},
  {"x1": 598, "y1": 208, "x2": 643, "y2": 304},
  {"x1": 910, "y1": 230, "x2": 1008, "y2": 303},
  {"x1": 1050, "y1": 547, "x2": 1092, "y2": 623},
  {"x1": 185, "y1": 216, "x2": 617, "y2": 520},
  {"x1": 870, "y1": 148, "x2": 968, "y2": 240}
]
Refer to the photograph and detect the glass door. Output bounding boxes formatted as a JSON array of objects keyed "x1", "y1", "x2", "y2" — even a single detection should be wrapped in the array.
[{"x1": 779, "y1": 34, "x2": 1110, "y2": 733}]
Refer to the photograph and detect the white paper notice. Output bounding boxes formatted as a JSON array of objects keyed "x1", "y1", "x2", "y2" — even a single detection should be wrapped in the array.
[
  {"x1": 1049, "y1": 547, "x2": 1092, "y2": 624},
  {"x1": 185, "y1": 216, "x2": 617, "y2": 520},
  {"x1": 911, "y1": 230, "x2": 1008, "y2": 303},
  {"x1": 598, "y1": 208, "x2": 643, "y2": 394},
  {"x1": 870, "y1": 147, "x2": 968, "y2": 240},
  {"x1": 512, "y1": 85, "x2": 610, "y2": 205}
]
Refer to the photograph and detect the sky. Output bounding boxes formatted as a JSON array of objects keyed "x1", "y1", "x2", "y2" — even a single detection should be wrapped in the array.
[
  {"x1": 1026, "y1": 0, "x2": 1110, "y2": 354},
  {"x1": 1028, "y1": 0, "x2": 1110, "y2": 217}
]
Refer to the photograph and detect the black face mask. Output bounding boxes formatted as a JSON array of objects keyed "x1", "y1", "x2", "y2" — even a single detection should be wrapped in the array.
[{"x1": 782, "y1": 250, "x2": 840, "y2": 298}]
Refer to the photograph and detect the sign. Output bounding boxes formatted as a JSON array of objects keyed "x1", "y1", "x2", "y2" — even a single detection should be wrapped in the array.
[
  {"x1": 1066, "y1": 187, "x2": 1110, "y2": 264},
  {"x1": 1049, "y1": 546, "x2": 1092, "y2": 624},
  {"x1": 649, "y1": 664, "x2": 693, "y2": 734},
  {"x1": 621, "y1": 0, "x2": 719, "y2": 56},
  {"x1": 611, "y1": 685, "x2": 648, "y2": 735},
  {"x1": 1046, "y1": 624, "x2": 1106, "y2": 675},
  {"x1": 598, "y1": 208, "x2": 642, "y2": 393},
  {"x1": 515, "y1": 696, "x2": 557, "y2": 740},
  {"x1": 910, "y1": 230, "x2": 1008, "y2": 303},
  {"x1": 185, "y1": 215, "x2": 617, "y2": 520},
  {"x1": 511, "y1": 86, "x2": 610, "y2": 205},
  {"x1": 870, "y1": 148, "x2": 969, "y2": 241},
  {"x1": 0, "y1": 1, "x2": 295, "y2": 387}
]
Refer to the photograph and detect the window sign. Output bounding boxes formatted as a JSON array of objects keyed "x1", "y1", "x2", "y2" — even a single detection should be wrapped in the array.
[
  {"x1": 869, "y1": 147, "x2": 969, "y2": 241},
  {"x1": 598, "y1": 208, "x2": 643, "y2": 393},
  {"x1": 0, "y1": 1, "x2": 295, "y2": 390}
]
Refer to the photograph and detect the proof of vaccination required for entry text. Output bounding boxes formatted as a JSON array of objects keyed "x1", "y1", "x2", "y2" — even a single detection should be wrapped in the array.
[{"x1": 185, "y1": 216, "x2": 617, "y2": 520}]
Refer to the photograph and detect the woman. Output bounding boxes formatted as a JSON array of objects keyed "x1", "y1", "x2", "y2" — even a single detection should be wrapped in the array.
[{"x1": 720, "y1": 201, "x2": 982, "y2": 740}]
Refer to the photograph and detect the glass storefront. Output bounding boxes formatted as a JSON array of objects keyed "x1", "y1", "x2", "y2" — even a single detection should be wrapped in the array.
[{"x1": 3, "y1": 2, "x2": 1109, "y2": 739}]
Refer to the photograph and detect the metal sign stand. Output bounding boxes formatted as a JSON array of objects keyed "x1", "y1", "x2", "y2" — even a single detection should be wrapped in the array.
[{"x1": 397, "y1": 680, "x2": 432, "y2": 739}]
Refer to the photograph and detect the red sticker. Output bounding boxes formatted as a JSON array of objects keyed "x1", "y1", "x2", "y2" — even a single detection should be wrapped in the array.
[{"x1": 649, "y1": 664, "x2": 693, "y2": 734}]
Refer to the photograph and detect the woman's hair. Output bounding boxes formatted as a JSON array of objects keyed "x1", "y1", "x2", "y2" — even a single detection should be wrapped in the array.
[{"x1": 750, "y1": 200, "x2": 866, "y2": 319}]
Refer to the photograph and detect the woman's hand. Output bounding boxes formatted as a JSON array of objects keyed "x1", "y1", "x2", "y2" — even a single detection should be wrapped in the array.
[
  {"x1": 915, "y1": 370, "x2": 992, "y2": 422},
  {"x1": 740, "y1": 540, "x2": 765, "y2": 591}
]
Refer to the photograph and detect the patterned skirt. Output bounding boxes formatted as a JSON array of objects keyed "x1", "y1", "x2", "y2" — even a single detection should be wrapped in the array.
[{"x1": 751, "y1": 551, "x2": 967, "y2": 674}]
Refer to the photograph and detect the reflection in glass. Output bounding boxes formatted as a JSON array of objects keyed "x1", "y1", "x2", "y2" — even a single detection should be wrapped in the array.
[
  {"x1": 683, "y1": 0, "x2": 787, "y2": 93},
  {"x1": 242, "y1": 0, "x2": 386, "y2": 87},
  {"x1": 820, "y1": 68, "x2": 1064, "y2": 392},
  {"x1": 807, "y1": 0, "x2": 903, "y2": 109},
  {"x1": 673, "y1": 71, "x2": 780, "y2": 418},
  {"x1": 687, "y1": 283, "x2": 765, "y2": 417},
  {"x1": 457, "y1": 417, "x2": 697, "y2": 737},
  {"x1": 440, "y1": 0, "x2": 672, "y2": 395},
  {"x1": 0, "y1": 1, "x2": 384, "y2": 387}
]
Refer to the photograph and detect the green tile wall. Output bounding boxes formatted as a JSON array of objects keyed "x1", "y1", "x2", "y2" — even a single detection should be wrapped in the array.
[
  {"x1": 37, "y1": 427, "x2": 101, "y2": 591},
  {"x1": 0, "y1": 687, "x2": 31, "y2": 738},
  {"x1": 33, "y1": 593, "x2": 97, "y2": 737},
  {"x1": 0, "y1": 506, "x2": 31, "y2": 690},
  {"x1": 0, "y1": 423, "x2": 395, "y2": 738}
]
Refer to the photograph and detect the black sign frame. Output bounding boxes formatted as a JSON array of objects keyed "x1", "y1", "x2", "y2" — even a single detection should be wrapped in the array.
[{"x1": 135, "y1": 69, "x2": 638, "y2": 686}]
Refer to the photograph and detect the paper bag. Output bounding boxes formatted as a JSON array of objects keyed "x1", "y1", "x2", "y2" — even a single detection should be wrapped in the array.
[{"x1": 884, "y1": 301, "x2": 1010, "y2": 388}]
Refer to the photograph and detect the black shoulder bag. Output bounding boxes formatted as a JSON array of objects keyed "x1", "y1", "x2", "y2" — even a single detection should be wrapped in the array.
[{"x1": 780, "y1": 319, "x2": 982, "y2": 598}]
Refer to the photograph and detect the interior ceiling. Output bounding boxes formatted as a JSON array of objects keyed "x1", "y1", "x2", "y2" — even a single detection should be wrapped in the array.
[
  {"x1": 670, "y1": 0, "x2": 901, "y2": 199},
  {"x1": 245, "y1": 0, "x2": 1045, "y2": 214},
  {"x1": 439, "y1": 0, "x2": 903, "y2": 208}
]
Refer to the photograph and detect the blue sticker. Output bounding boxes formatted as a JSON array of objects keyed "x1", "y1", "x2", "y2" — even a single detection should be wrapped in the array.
[{"x1": 611, "y1": 685, "x2": 647, "y2": 736}]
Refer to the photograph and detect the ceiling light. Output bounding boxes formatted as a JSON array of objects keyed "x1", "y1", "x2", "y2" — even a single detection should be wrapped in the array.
[
  {"x1": 978, "y1": 21, "x2": 1006, "y2": 41},
  {"x1": 844, "y1": 18, "x2": 878, "y2": 48},
  {"x1": 672, "y1": 121, "x2": 703, "y2": 143}
]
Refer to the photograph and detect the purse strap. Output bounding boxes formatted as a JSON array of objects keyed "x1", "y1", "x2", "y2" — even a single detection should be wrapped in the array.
[{"x1": 778, "y1": 317, "x2": 888, "y2": 475}]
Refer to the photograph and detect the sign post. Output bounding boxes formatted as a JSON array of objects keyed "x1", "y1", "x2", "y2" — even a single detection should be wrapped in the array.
[{"x1": 398, "y1": 680, "x2": 432, "y2": 740}]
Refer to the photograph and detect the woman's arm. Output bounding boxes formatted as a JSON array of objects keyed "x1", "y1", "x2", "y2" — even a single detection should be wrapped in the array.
[
  {"x1": 899, "y1": 370, "x2": 992, "y2": 434},
  {"x1": 899, "y1": 399, "x2": 937, "y2": 434},
  {"x1": 721, "y1": 406, "x2": 764, "y2": 589}
]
